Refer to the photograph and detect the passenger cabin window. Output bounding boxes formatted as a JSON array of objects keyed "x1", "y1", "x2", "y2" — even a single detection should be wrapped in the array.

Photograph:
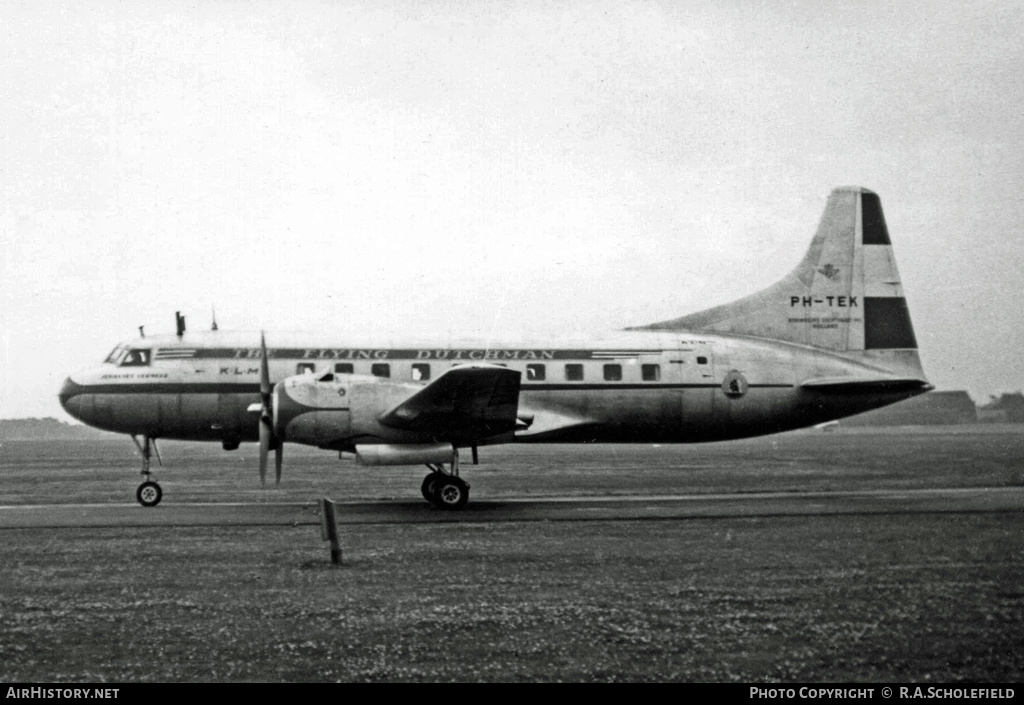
[
  {"x1": 371, "y1": 363, "x2": 390, "y2": 378},
  {"x1": 603, "y1": 364, "x2": 622, "y2": 381},
  {"x1": 642, "y1": 364, "x2": 661, "y2": 382},
  {"x1": 334, "y1": 363, "x2": 354, "y2": 374},
  {"x1": 411, "y1": 363, "x2": 430, "y2": 381},
  {"x1": 120, "y1": 349, "x2": 151, "y2": 367},
  {"x1": 565, "y1": 364, "x2": 584, "y2": 381},
  {"x1": 526, "y1": 363, "x2": 546, "y2": 381},
  {"x1": 296, "y1": 363, "x2": 316, "y2": 375}
]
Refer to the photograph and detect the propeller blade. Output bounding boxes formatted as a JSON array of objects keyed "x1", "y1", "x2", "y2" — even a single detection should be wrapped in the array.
[
  {"x1": 259, "y1": 332, "x2": 271, "y2": 401},
  {"x1": 258, "y1": 416, "x2": 270, "y2": 487},
  {"x1": 275, "y1": 443, "x2": 283, "y2": 486},
  {"x1": 257, "y1": 332, "x2": 283, "y2": 487},
  {"x1": 258, "y1": 332, "x2": 273, "y2": 487}
]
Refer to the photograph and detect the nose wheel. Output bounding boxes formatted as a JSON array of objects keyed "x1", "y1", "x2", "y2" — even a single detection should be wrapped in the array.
[{"x1": 136, "y1": 480, "x2": 162, "y2": 507}]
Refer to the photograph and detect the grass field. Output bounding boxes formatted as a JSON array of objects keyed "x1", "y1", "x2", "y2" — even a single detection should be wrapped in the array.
[
  {"x1": 1, "y1": 428, "x2": 1022, "y2": 682},
  {"x1": 2, "y1": 426, "x2": 1023, "y2": 506}
]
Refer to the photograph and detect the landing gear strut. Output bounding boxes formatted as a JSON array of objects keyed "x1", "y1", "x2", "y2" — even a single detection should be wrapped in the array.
[
  {"x1": 421, "y1": 449, "x2": 469, "y2": 510},
  {"x1": 131, "y1": 435, "x2": 162, "y2": 507}
]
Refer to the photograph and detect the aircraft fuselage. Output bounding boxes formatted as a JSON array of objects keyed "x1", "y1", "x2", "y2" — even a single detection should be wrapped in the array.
[{"x1": 60, "y1": 329, "x2": 925, "y2": 448}]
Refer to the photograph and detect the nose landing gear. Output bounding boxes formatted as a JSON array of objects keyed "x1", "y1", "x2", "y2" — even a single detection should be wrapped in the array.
[{"x1": 131, "y1": 435, "x2": 163, "y2": 507}]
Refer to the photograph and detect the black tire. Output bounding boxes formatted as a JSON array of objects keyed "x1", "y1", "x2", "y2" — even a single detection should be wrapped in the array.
[
  {"x1": 421, "y1": 473, "x2": 441, "y2": 503},
  {"x1": 432, "y1": 476, "x2": 469, "y2": 511},
  {"x1": 136, "y1": 481, "x2": 162, "y2": 507}
]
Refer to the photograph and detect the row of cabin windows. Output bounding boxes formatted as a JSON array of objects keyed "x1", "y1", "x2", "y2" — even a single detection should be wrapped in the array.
[
  {"x1": 110, "y1": 351, "x2": 700, "y2": 382},
  {"x1": 110, "y1": 348, "x2": 706, "y2": 377},
  {"x1": 297, "y1": 361, "x2": 667, "y2": 382}
]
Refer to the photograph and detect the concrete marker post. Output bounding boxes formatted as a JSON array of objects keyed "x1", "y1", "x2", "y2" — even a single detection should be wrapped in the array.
[{"x1": 319, "y1": 497, "x2": 342, "y2": 565}]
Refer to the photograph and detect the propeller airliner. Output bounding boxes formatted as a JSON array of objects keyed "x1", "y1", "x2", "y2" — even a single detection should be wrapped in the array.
[{"x1": 60, "y1": 187, "x2": 931, "y2": 509}]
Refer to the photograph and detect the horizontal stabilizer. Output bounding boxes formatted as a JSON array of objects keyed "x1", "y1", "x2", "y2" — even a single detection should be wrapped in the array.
[
  {"x1": 378, "y1": 364, "x2": 522, "y2": 442},
  {"x1": 801, "y1": 376, "x2": 932, "y2": 393}
]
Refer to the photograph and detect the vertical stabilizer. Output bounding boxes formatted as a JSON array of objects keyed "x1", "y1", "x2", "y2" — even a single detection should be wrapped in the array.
[{"x1": 634, "y1": 187, "x2": 925, "y2": 377}]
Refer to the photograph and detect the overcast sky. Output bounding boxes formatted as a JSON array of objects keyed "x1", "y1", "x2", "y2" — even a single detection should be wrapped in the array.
[{"x1": 3, "y1": 0, "x2": 1023, "y2": 419}]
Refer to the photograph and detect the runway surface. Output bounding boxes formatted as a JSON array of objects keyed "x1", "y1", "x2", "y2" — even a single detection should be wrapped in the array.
[{"x1": 2, "y1": 486, "x2": 1022, "y2": 528}]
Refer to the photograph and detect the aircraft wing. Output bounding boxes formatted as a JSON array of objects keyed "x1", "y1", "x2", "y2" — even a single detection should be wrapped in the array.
[
  {"x1": 378, "y1": 364, "x2": 522, "y2": 442},
  {"x1": 801, "y1": 376, "x2": 932, "y2": 393}
]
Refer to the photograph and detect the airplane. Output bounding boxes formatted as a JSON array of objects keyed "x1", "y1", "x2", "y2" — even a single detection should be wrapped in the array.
[{"x1": 59, "y1": 187, "x2": 931, "y2": 509}]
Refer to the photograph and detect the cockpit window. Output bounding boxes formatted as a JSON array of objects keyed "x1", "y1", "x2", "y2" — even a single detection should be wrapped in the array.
[
  {"x1": 120, "y1": 349, "x2": 151, "y2": 367},
  {"x1": 104, "y1": 345, "x2": 126, "y2": 364}
]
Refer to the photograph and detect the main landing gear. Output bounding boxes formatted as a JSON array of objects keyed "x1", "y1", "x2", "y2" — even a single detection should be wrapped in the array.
[
  {"x1": 131, "y1": 435, "x2": 162, "y2": 507},
  {"x1": 420, "y1": 449, "x2": 469, "y2": 510}
]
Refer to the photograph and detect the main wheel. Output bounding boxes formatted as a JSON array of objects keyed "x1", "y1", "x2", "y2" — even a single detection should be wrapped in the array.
[
  {"x1": 421, "y1": 473, "x2": 442, "y2": 503},
  {"x1": 432, "y1": 476, "x2": 469, "y2": 511},
  {"x1": 136, "y1": 481, "x2": 162, "y2": 507}
]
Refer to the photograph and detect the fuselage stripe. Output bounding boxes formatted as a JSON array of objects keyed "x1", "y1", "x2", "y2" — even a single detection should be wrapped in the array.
[
  {"x1": 165, "y1": 348, "x2": 669, "y2": 361},
  {"x1": 64, "y1": 382, "x2": 794, "y2": 396}
]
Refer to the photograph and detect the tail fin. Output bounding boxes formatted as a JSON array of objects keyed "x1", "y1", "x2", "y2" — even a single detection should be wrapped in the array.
[{"x1": 634, "y1": 187, "x2": 926, "y2": 377}]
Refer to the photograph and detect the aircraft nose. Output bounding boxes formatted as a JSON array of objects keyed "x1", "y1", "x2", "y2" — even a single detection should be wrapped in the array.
[{"x1": 59, "y1": 377, "x2": 85, "y2": 420}]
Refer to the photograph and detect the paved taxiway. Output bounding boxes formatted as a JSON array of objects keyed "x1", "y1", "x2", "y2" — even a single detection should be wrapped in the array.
[{"x1": 1, "y1": 486, "x2": 1022, "y2": 529}]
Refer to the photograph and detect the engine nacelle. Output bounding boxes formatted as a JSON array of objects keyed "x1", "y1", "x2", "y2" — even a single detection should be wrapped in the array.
[
  {"x1": 354, "y1": 443, "x2": 455, "y2": 466},
  {"x1": 272, "y1": 371, "x2": 429, "y2": 449},
  {"x1": 272, "y1": 372, "x2": 353, "y2": 447}
]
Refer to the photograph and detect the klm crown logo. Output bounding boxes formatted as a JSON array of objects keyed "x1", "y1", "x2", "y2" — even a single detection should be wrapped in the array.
[{"x1": 817, "y1": 264, "x2": 840, "y2": 280}]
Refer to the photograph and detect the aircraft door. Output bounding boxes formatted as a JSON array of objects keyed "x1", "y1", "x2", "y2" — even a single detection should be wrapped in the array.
[
  {"x1": 677, "y1": 339, "x2": 715, "y2": 383},
  {"x1": 677, "y1": 339, "x2": 721, "y2": 437}
]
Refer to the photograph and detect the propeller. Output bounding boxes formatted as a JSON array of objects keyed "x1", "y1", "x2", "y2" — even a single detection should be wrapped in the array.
[{"x1": 258, "y1": 332, "x2": 284, "y2": 486}]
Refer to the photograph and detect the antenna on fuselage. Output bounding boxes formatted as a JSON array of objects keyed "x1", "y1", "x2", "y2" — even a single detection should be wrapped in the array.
[
  {"x1": 175, "y1": 311, "x2": 186, "y2": 339},
  {"x1": 211, "y1": 306, "x2": 219, "y2": 331},
  {"x1": 138, "y1": 326, "x2": 145, "y2": 338}
]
